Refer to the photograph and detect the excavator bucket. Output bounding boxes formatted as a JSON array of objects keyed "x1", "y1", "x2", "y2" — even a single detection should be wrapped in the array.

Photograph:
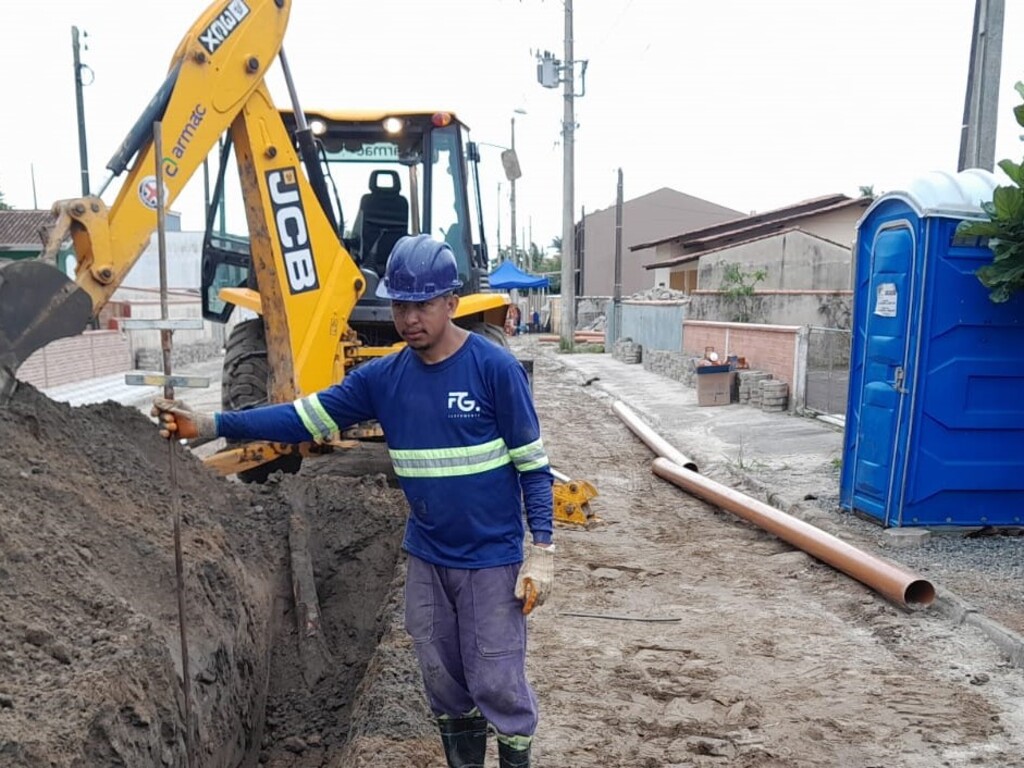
[{"x1": 0, "y1": 260, "x2": 94, "y2": 403}]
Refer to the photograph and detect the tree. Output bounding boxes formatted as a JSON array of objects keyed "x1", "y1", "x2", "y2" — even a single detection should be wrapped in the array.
[
  {"x1": 957, "y1": 81, "x2": 1024, "y2": 303},
  {"x1": 858, "y1": 185, "x2": 876, "y2": 199},
  {"x1": 0, "y1": 188, "x2": 11, "y2": 211}
]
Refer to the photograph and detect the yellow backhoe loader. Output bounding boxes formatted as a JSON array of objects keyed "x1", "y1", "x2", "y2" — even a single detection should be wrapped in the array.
[
  {"x1": 0, "y1": 0, "x2": 596, "y2": 522},
  {"x1": 0, "y1": 0, "x2": 507, "y2": 474}
]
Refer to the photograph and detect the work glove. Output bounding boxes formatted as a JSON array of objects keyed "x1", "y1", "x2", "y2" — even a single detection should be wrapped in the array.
[
  {"x1": 151, "y1": 397, "x2": 216, "y2": 440},
  {"x1": 514, "y1": 544, "x2": 554, "y2": 615}
]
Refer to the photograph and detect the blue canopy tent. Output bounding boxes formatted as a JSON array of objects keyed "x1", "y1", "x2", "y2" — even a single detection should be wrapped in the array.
[
  {"x1": 488, "y1": 260, "x2": 549, "y2": 290},
  {"x1": 488, "y1": 261, "x2": 549, "y2": 333}
]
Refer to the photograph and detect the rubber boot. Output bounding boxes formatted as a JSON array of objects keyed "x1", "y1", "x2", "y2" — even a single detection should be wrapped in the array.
[
  {"x1": 498, "y1": 740, "x2": 531, "y2": 768},
  {"x1": 438, "y1": 716, "x2": 488, "y2": 768}
]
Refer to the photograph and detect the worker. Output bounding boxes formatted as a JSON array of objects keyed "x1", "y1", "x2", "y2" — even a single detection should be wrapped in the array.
[
  {"x1": 153, "y1": 234, "x2": 554, "y2": 768},
  {"x1": 504, "y1": 303, "x2": 520, "y2": 336}
]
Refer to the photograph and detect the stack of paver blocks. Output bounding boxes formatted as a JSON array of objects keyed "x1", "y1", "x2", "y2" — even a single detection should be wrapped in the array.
[
  {"x1": 760, "y1": 380, "x2": 789, "y2": 412},
  {"x1": 738, "y1": 370, "x2": 773, "y2": 405},
  {"x1": 642, "y1": 349, "x2": 690, "y2": 382},
  {"x1": 612, "y1": 339, "x2": 642, "y2": 364}
]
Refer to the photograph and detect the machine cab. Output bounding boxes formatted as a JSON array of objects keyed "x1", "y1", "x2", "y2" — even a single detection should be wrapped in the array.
[{"x1": 201, "y1": 110, "x2": 492, "y2": 339}]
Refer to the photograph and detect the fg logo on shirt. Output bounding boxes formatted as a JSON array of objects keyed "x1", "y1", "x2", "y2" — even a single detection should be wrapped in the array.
[{"x1": 447, "y1": 391, "x2": 480, "y2": 416}]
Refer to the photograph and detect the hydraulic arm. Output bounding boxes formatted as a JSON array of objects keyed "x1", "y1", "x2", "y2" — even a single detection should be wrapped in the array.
[{"x1": 0, "y1": 0, "x2": 364, "y2": 401}]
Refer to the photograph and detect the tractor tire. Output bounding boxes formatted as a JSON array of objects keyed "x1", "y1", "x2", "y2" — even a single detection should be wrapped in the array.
[
  {"x1": 469, "y1": 322, "x2": 509, "y2": 349},
  {"x1": 470, "y1": 322, "x2": 532, "y2": 392},
  {"x1": 222, "y1": 318, "x2": 303, "y2": 484}
]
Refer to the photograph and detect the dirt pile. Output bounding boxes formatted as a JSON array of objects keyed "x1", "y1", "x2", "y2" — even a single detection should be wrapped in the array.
[
  {"x1": 0, "y1": 384, "x2": 412, "y2": 767},
  {"x1": 0, "y1": 382, "x2": 274, "y2": 766}
]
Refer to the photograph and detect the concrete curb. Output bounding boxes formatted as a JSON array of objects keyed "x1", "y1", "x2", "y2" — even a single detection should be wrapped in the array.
[{"x1": 932, "y1": 590, "x2": 1024, "y2": 668}]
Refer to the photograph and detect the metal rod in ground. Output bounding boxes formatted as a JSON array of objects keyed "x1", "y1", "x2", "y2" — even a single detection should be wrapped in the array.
[{"x1": 154, "y1": 121, "x2": 196, "y2": 768}]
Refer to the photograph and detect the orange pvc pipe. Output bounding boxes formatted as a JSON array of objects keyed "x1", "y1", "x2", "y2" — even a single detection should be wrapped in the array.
[
  {"x1": 612, "y1": 400, "x2": 699, "y2": 472},
  {"x1": 651, "y1": 458, "x2": 934, "y2": 607}
]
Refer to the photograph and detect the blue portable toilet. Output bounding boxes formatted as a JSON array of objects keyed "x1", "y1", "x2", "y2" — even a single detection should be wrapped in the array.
[{"x1": 840, "y1": 169, "x2": 1024, "y2": 527}]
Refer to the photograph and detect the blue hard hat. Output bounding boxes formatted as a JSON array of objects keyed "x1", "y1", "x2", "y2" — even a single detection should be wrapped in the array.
[{"x1": 376, "y1": 234, "x2": 463, "y2": 301}]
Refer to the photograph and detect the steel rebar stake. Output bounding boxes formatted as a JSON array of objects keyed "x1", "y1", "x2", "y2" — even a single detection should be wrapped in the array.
[{"x1": 154, "y1": 121, "x2": 196, "y2": 768}]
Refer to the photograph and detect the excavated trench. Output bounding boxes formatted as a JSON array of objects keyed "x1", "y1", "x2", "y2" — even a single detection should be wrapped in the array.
[{"x1": 0, "y1": 384, "x2": 439, "y2": 767}]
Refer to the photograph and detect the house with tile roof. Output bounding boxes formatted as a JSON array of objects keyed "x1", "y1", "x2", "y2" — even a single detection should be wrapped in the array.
[
  {"x1": 634, "y1": 193, "x2": 870, "y2": 299},
  {"x1": 0, "y1": 209, "x2": 61, "y2": 261}
]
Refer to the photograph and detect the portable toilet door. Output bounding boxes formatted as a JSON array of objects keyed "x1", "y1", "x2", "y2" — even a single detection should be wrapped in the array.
[
  {"x1": 840, "y1": 168, "x2": 1024, "y2": 527},
  {"x1": 840, "y1": 192, "x2": 923, "y2": 525}
]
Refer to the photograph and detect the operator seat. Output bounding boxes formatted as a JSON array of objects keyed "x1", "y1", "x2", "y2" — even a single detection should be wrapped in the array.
[{"x1": 357, "y1": 170, "x2": 409, "y2": 277}]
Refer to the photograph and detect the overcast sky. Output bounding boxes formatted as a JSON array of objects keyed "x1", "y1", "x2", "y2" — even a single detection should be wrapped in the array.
[{"x1": 2, "y1": 0, "x2": 1022, "y2": 251}]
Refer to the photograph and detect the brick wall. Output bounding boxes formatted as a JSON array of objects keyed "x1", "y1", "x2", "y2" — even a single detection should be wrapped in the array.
[
  {"x1": 682, "y1": 320, "x2": 800, "y2": 387},
  {"x1": 17, "y1": 331, "x2": 132, "y2": 389}
]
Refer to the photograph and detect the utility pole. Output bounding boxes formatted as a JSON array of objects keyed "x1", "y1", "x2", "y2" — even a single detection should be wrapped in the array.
[
  {"x1": 560, "y1": 0, "x2": 576, "y2": 347},
  {"x1": 535, "y1": 3, "x2": 587, "y2": 345},
  {"x1": 613, "y1": 168, "x2": 623, "y2": 343},
  {"x1": 72, "y1": 26, "x2": 91, "y2": 196},
  {"x1": 509, "y1": 108, "x2": 526, "y2": 268},
  {"x1": 510, "y1": 116, "x2": 518, "y2": 268},
  {"x1": 958, "y1": 0, "x2": 1004, "y2": 171},
  {"x1": 497, "y1": 182, "x2": 502, "y2": 260}
]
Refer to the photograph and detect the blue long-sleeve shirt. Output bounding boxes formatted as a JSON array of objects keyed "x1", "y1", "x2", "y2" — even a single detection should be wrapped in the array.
[{"x1": 217, "y1": 334, "x2": 553, "y2": 568}]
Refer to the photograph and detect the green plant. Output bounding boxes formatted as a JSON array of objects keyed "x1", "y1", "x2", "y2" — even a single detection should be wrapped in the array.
[
  {"x1": 556, "y1": 340, "x2": 603, "y2": 354},
  {"x1": 720, "y1": 263, "x2": 767, "y2": 322},
  {"x1": 956, "y1": 81, "x2": 1024, "y2": 304}
]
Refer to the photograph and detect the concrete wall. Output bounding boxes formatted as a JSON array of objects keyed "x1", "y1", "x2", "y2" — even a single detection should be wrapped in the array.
[
  {"x1": 697, "y1": 230, "x2": 852, "y2": 291},
  {"x1": 580, "y1": 189, "x2": 742, "y2": 297},
  {"x1": 111, "y1": 287, "x2": 232, "y2": 358},
  {"x1": 122, "y1": 231, "x2": 204, "y2": 289},
  {"x1": 18, "y1": 331, "x2": 132, "y2": 389},
  {"x1": 688, "y1": 289, "x2": 852, "y2": 328}
]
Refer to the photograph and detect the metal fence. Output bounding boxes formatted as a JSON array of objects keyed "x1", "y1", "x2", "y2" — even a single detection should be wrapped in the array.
[{"x1": 805, "y1": 326, "x2": 851, "y2": 417}]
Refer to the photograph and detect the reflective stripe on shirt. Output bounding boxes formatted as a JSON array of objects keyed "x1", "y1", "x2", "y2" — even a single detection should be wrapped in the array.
[
  {"x1": 509, "y1": 438, "x2": 549, "y2": 472},
  {"x1": 294, "y1": 394, "x2": 340, "y2": 441},
  {"x1": 389, "y1": 437, "x2": 511, "y2": 478},
  {"x1": 389, "y1": 437, "x2": 549, "y2": 478}
]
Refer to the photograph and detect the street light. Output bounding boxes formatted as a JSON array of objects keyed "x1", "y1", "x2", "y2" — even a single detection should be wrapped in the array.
[
  {"x1": 509, "y1": 108, "x2": 527, "y2": 267},
  {"x1": 477, "y1": 129, "x2": 522, "y2": 265}
]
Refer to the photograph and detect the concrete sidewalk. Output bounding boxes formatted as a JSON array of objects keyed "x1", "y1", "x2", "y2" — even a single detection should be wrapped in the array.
[{"x1": 528, "y1": 342, "x2": 846, "y2": 513}]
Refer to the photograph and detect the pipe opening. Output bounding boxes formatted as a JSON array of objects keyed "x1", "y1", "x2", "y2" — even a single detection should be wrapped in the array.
[{"x1": 905, "y1": 579, "x2": 937, "y2": 607}]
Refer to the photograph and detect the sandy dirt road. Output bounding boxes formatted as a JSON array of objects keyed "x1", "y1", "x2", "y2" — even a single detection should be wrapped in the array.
[
  {"x1": 4, "y1": 343, "x2": 1024, "y2": 767},
  {"x1": 514, "y1": 350, "x2": 1024, "y2": 767}
]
